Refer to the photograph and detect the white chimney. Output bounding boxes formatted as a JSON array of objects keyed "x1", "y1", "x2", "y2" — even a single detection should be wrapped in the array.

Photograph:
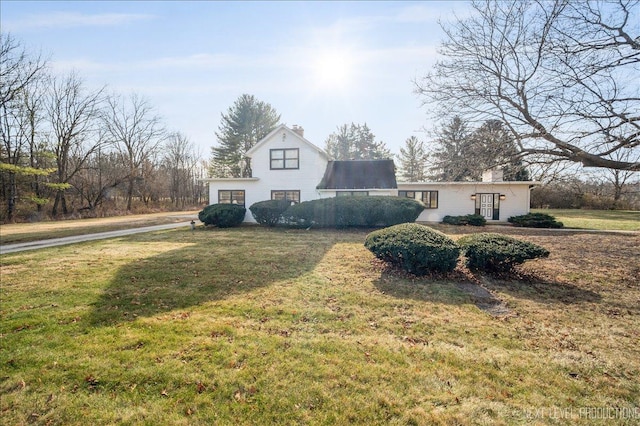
[
  {"x1": 291, "y1": 125, "x2": 304, "y2": 137},
  {"x1": 482, "y1": 169, "x2": 504, "y2": 182}
]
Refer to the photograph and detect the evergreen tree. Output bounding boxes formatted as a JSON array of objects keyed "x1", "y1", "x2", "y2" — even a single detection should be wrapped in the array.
[
  {"x1": 324, "y1": 123, "x2": 391, "y2": 160},
  {"x1": 397, "y1": 136, "x2": 428, "y2": 181},
  {"x1": 430, "y1": 117, "x2": 529, "y2": 182},
  {"x1": 469, "y1": 120, "x2": 529, "y2": 181},
  {"x1": 210, "y1": 94, "x2": 280, "y2": 177},
  {"x1": 429, "y1": 116, "x2": 474, "y2": 181}
]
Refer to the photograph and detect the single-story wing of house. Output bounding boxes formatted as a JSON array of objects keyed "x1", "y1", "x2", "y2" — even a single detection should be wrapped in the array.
[{"x1": 203, "y1": 124, "x2": 538, "y2": 223}]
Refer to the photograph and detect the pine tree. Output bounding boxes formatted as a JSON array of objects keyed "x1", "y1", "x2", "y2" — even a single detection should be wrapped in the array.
[
  {"x1": 429, "y1": 116, "x2": 474, "y2": 181},
  {"x1": 209, "y1": 94, "x2": 280, "y2": 177},
  {"x1": 429, "y1": 117, "x2": 529, "y2": 181},
  {"x1": 469, "y1": 120, "x2": 529, "y2": 181},
  {"x1": 397, "y1": 136, "x2": 428, "y2": 181}
]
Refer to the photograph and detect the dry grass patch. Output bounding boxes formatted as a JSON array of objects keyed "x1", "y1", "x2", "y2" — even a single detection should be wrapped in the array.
[{"x1": 1, "y1": 226, "x2": 638, "y2": 425}]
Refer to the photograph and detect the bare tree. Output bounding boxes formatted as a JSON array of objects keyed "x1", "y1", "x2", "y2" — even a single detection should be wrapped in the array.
[
  {"x1": 0, "y1": 34, "x2": 49, "y2": 220},
  {"x1": 46, "y1": 72, "x2": 105, "y2": 216},
  {"x1": 415, "y1": 0, "x2": 640, "y2": 172},
  {"x1": 163, "y1": 132, "x2": 201, "y2": 208},
  {"x1": 102, "y1": 93, "x2": 165, "y2": 211}
]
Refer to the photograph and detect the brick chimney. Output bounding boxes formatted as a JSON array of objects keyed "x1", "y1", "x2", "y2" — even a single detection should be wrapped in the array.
[{"x1": 291, "y1": 125, "x2": 304, "y2": 137}]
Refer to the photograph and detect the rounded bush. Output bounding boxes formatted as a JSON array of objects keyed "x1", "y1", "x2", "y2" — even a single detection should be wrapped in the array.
[
  {"x1": 364, "y1": 223, "x2": 460, "y2": 275},
  {"x1": 283, "y1": 196, "x2": 424, "y2": 228},
  {"x1": 508, "y1": 213, "x2": 563, "y2": 228},
  {"x1": 458, "y1": 232, "x2": 550, "y2": 272},
  {"x1": 198, "y1": 203, "x2": 246, "y2": 228},
  {"x1": 249, "y1": 199, "x2": 291, "y2": 226}
]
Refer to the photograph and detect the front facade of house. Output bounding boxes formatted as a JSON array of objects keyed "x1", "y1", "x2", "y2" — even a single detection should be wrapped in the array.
[{"x1": 204, "y1": 125, "x2": 537, "y2": 223}]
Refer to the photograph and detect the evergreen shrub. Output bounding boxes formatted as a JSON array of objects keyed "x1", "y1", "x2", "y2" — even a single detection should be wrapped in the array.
[
  {"x1": 508, "y1": 213, "x2": 563, "y2": 228},
  {"x1": 283, "y1": 196, "x2": 424, "y2": 228},
  {"x1": 198, "y1": 204, "x2": 246, "y2": 228},
  {"x1": 364, "y1": 223, "x2": 460, "y2": 274},
  {"x1": 249, "y1": 200, "x2": 291, "y2": 226},
  {"x1": 458, "y1": 233, "x2": 550, "y2": 272},
  {"x1": 442, "y1": 214, "x2": 486, "y2": 226}
]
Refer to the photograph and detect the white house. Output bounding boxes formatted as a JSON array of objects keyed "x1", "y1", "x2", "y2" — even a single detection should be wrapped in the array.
[{"x1": 203, "y1": 124, "x2": 538, "y2": 223}]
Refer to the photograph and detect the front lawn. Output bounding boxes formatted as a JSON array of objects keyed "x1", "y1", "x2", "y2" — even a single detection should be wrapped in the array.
[
  {"x1": 532, "y1": 208, "x2": 640, "y2": 231},
  {"x1": 1, "y1": 226, "x2": 638, "y2": 424}
]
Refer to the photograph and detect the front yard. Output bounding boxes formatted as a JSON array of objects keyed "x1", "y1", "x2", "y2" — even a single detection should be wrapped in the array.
[{"x1": 1, "y1": 225, "x2": 638, "y2": 425}]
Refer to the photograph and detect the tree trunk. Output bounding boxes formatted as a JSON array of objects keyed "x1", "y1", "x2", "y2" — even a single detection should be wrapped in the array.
[{"x1": 126, "y1": 180, "x2": 134, "y2": 211}]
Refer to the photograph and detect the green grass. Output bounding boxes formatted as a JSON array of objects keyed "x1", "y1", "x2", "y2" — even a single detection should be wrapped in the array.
[
  {"x1": 532, "y1": 208, "x2": 640, "y2": 231},
  {"x1": 1, "y1": 226, "x2": 639, "y2": 425}
]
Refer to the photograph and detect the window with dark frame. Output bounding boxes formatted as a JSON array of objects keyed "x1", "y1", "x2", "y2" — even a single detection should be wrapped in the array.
[
  {"x1": 270, "y1": 148, "x2": 299, "y2": 170},
  {"x1": 218, "y1": 190, "x2": 245, "y2": 207},
  {"x1": 271, "y1": 190, "x2": 300, "y2": 203},
  {"x1": 336, "y1": 191, "x2": 370, "y2": 197},
  {"x1": 399, "y1": 190, "x2": 438, "y2": 209},
  {"x1": 421, "y1": 191, "x2": 438, "y2": 209}
]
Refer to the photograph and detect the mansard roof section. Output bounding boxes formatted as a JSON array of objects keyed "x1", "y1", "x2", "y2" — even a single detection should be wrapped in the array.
[
  {"x1": 245, "y1": 124, "x2": 330, "y2": 159},
  {"x1": 317, "y1": 159, "x2": 398, "y2": 190}
]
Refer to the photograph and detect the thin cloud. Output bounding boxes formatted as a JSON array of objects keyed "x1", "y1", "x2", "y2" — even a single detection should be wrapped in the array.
[
  {"x1": 52, "y1": 53, "x2": 244, "y2": 74},
  {"x1": 4, "y1": 12, "x2": 155, "y2": 31}
]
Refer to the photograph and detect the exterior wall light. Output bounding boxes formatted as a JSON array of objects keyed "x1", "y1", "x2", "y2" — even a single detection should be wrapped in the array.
[
  {"x1": 470, "y1": 194, "x2": 476, "y2": 200},
  {"x1": 500, "y1": 194, "x2": 506, "y2": 200}
]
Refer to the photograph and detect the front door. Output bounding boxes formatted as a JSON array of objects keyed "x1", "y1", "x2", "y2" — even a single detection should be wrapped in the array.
[
  {"x1": 480, "y1": 194, "x2": 494, "y2": 220},
  {"x1": 475, "y1": 193, "x2": 500, "y2": 220}
]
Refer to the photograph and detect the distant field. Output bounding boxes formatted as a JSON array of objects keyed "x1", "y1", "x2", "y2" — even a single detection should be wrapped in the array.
[
  {"x1": 532, "y1": 208, "x2": 640, "y2": 231},
  {"x1": 1, "y1": 226, "x2": 638, "y2": 424}
]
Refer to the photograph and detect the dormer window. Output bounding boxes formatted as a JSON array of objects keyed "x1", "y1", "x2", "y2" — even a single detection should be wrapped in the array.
[{"x1": 270, "y1": 148, "x2": 299, "y2": 170}]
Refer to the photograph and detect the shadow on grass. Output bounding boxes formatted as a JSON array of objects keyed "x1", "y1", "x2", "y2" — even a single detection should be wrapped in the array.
[
  {"x1": 86, "y1": 227, "x2": 361, "y2": 327},
  {"x1": 478, "y1": 270, "x2": 602, "y2": 305},
  {"x1": 371, "y1": 262, "x2": 601, "y2": 308}
]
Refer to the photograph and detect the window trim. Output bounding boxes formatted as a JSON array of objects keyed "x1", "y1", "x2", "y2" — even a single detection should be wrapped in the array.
[
  {"x1": 218, "y1": 189, "x2": 246, "y2": 207},
  {"x1": 270, "y1": 148, "x2": 299, "y2": 170},
  {"x1": 271, "y1": 190, "x2": 301, "y2": 203}
]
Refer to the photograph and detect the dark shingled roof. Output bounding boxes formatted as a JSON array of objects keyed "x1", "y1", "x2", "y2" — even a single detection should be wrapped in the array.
[{"x1": 316, "y1": 160, "x2": 397, "y2": 189}]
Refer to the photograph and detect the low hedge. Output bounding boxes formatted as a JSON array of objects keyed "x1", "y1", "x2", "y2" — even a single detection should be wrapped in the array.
[
  {"x1": 442, "y1": 214, "x2": 486, "y2": 226},
  {"x1": 198, "y1": 203, "x2": 246, "y2": 228},
  {"x1": 249, "y1": 199, "x2": 291, "y2": 227},
  {"x1": 364, "y1": 223, "x2": 460, "y2": 274},
  {"x1": 457, "y1": 232, "x2": 550, "y2": 272},
  {"x1": 282, "y1": 196, "x2": 424, "y2": 228},
  {"x1": 508, "y1": 213, "x2": 563, "y2": 228}
]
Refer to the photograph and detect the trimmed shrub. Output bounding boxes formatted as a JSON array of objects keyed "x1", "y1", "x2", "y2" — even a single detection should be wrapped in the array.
[
  {"x1": 198, "y1": 203, "x2": 246, "y2": 228},
  {"x1": 442, "y1": 214, "x2": 486, "y2": 226},
  {"x1": 508, "y1": 213, "x2": 563, "y2": 228},
  {"x1": 249, "y1": 199, "x2": 291, "y2": 227},
  {"x1": 364, "y1": 223, "x2": 460, "y2": 274},
  {"x1": 283, "y1": 196, "x2": 424, "y2": 228},
  {"x1": 458, "y1": 233, "x2": 550, "y2": 272}
]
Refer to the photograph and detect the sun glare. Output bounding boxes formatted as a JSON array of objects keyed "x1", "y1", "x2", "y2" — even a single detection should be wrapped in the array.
[{"x1": 311, "y1": 50, "x2": 354, "y2": 92}]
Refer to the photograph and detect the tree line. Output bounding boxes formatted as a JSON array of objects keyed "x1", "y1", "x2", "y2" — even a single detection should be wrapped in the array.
[
  {"x1": 1, "y1": 34, "x2": 206, "y2": 222},
  {"x1": 4, "y1": 0, "x2": 637, "y2": 222}
]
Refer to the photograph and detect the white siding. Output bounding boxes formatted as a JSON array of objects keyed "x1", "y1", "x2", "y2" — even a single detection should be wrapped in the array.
[
  {"x1": 398, "y1": 183, "x2": 532, "y2": 222},
  {"x1": 206, "y1": 127, "x2": 329, "y2": 223}
]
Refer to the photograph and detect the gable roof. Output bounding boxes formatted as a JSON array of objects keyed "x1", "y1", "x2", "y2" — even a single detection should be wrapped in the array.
[
  {"x1": 245, "y1": 124, "x2": 330, "y2": 159},
  {"x1": 316, "y1": 160, "x2": 397, "y2": 190}
]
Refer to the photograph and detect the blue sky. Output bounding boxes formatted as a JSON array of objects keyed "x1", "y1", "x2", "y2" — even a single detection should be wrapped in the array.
[{"x1": 2, "y1": 1, "x2": 471, "y2": 158}]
